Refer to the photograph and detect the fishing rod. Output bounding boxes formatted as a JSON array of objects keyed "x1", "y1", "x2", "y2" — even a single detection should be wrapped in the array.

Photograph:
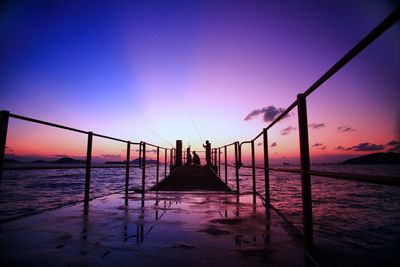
[
  {"x1": 187, "y1": 110, "x2": 204, "y2": 145},
  {"x1": 138, "y1": 123, "x2": 174, "y2": 148}
]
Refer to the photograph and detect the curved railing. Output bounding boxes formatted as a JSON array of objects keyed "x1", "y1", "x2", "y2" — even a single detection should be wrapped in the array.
[{"x1": 211, "y1": 6, "x2": 400, "y2": 252}]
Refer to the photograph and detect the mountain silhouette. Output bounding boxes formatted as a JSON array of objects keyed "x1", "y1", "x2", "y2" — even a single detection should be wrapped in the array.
[{"x1": 340, "y1": 152, "x2": 400, "y2": 164}]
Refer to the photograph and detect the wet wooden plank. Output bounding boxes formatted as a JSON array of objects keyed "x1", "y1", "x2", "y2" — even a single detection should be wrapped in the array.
[{"x1": 150, "y1": 166, "x2": 232, "y2": 191}]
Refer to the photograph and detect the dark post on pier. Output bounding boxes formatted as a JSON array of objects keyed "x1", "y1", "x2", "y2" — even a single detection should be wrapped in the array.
[
  {"x1": 125, "y1": 141, "x2": 131, "y2": 195},
  {"x1": 0, "y1": 110, "x2": 10, "y2": 186},
  {"x1": 297, "y1": 94, "x2": 313, "y2": 252},
  {"x1": 84, "y1": 132, "x2": 93, "y2": 209},
  {"x1": 176, "y1": 140, "x2": 182, "y2": 166}
]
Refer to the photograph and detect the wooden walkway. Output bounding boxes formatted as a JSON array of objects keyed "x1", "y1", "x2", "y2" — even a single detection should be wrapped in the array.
[{"x1": 150, "y1": 166, "x2": 233, "y2": 191}]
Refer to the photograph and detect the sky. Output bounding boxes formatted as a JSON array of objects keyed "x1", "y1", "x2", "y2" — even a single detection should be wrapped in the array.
[{"x1": 1, "y1": 0, "x2": 399, "y2": 163}]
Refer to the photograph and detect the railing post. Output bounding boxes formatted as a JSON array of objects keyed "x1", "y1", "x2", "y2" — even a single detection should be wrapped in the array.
[
  {"x1": 297, "y1": 94, "x2": 314, "y2": 252},
  {"x1": 214, "y1": 149, "x2": 217, "y2": 167},
  {"x1": 263, "y1": 128, "x2": 270, "y2": 207},
  {"x1": 156, "y1": 146, "x2": 160, "y2": 184},
  {"x1": 218, "y1": 147, "x2": 221, "y2": 178},
  {"x1": 84, "y1": 132, "x2": 93, "y2": 209},
  {"x1": 0, "y1": 110, "x2": 10, "y2": 186},
  {"x1": 170, "y1": 149, "x2": 173, "y2": 167},
  {"x1": 164, "y1": 148, "x2": 167, "y2": 178},
  {"x1": 212, "y1": 149, "x2": 215, "y2": 166},
  {"x1": 224, "y1": 146, "x2": 228, "y2": 184},
  {"x1": 251, "y1": 140, "x2": 256, "y2": 203},
  {"x1": 125, "y1": 141, "x2": 131, "y2": 195},
  {"x1": 138, "y1": 142, "x2": 142, "y2": 167},
  {"x1": 234, "y1": 142, "x2": 240, "y2": 194},
  {"x1": 142, "y1": 142, "x2": 146, "y2": 194}
]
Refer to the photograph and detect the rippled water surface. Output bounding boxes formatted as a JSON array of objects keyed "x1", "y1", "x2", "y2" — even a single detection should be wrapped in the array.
[{"x1": 1, "y1": 163, "x2": 399, "y2": 265}]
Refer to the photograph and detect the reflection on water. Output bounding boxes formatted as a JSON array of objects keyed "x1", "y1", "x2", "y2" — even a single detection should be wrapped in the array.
[
  {"x1": 0, "y1": 165, "x2": 166, "y2": 222},
  {"x1": 1, "y1": 164, "x2": 400, "y2": 265},
  {"x1": 0, "y1": 192, "x2": 298, "y2": 266}
]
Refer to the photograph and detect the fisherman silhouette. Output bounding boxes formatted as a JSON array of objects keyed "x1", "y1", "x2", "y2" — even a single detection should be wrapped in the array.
[
  {"x1": 192, "y1": 151, "x2": 200, "y2": 166},
  {"x1": 203, "y1": 140, "x2": 211, "y2": 166},
  {"x1": 186, "y1": 151, "x2": 192, "y2": 165}
]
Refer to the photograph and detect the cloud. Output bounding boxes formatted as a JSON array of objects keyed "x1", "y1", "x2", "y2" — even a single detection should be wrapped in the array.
[
  {"x1": 312, "y1": 143, "x2": 326, "y2": 150},
  {"x1": 352, "y1": 143, "x2": 385, "y2": 151},
  {"x1": 281, "y1": 126, "x2": 296, "y2": 135},
  {"x1": 309, "y1": 123, "x2": 325, "y2": 129},
  {"x1": 257, "y1": 142, "x2": 277, "y2": 147},
  {"x1": 337, "y1": 125, "x2": 355, "y2": 132},
  {"x1": 386, "y1": 140, "x2": 400, "y2": 152},
  {"x1": 335, "y1": 142, "x2": 384, "y2": 151},
  {"x1": 5, "y1": 146, "x2": 13, "y2": 152},
  {"x1": 388, "y1": 145, "x2": 400, "y2": 152},
  {"x1": 335, "y1": 146, "x2": 350, "y2": 151},
  {"x1": 387, "y1": 140, "x2": 400, "y2": 146},
  {"x1": 244, "y1": 105, "x2": 287, "y2": 122}
]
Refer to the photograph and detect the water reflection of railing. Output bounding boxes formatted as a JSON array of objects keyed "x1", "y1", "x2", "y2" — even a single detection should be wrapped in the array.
[
  {"x1": 212, "y1": 7, "x2": 400, "y2": 253},
  {"x1": 0, "y1": 111, "x2": 176, "y2": 210}
]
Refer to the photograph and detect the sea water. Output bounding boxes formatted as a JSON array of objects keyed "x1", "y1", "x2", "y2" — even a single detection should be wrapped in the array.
[{"x1": 1, "y1": 163, "x2": 399, "y2": 264}]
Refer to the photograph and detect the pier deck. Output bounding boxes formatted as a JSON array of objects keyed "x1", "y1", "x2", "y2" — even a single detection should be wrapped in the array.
[
  {"x1": 0, "y1": 192, "x2": 305, "y2": 266},
  {"x1": 150, "y1": 165, "x2": 232, "y2": 191}
]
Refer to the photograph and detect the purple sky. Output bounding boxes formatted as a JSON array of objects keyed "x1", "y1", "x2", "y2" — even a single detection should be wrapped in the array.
[{"x1": 1, "y1": 0, "x2": 399, "y2": 162}]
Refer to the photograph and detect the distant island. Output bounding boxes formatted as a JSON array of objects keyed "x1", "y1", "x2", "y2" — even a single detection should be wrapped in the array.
[
  {"x1": 340, "y1": 152, "x2": 400, "y2": 165},
  {"x1": 105, "y1": 158, "x2": 158, "y2": 164},
  {"x1": 52, "y1": 157, "x2": 86, "y2": 164},
  {"x1": 4, "y1": 157, "x2": 85, "y2": 164},
  {"x1": 4, "y1": 158, "x2": 21, "y2": 163},
  {"x1": 4, "y1": 157, "x2": 160, "y2": 165}
]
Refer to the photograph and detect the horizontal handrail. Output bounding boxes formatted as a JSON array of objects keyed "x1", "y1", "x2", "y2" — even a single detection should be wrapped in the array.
[
  {"x1": 308, "y1": 170, "x2": 400, "y2": 186},
  {"x1": 93, "y1": 133, "x2": 129, "y2": 143},
  {"x1": 144, "y1": 142, "x2": 171, "y2": 150},
  {"x1": 303, "y1": 6, "x2": 400, "y2": 98},
  {"x1": 215, "y1": 141, "x2": 237, "y2": 149},
  {"x1": 10, "y1": 113, "x2": 88, "y2": 135}
]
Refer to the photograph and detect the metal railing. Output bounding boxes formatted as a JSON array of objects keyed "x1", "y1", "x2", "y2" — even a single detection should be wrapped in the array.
[
  {"x1": 0, "y1": 4, "x2": 398, "y2": 255},
  {"x1": 0, "y1": 111, "x2": 175, "y2": 211},
  {"x1": 212, "y1": 6, "x2": 400, "y2": 253}
]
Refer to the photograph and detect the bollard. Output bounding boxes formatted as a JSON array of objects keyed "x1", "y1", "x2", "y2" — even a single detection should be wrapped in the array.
[{"x1": 176, "y1": 140, "x2": 182, "y2": 166}]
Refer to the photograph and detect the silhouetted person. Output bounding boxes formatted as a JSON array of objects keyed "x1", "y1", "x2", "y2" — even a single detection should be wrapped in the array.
[
  {"x1": 192, "y1": 151, "x2": 200, "y2": 166},
  {"x1": 186, "y1": 151, "x2": 192, "y2": 165},
  {"x1": 203, "y1": 140, "x2": 211, "y2": 166}
]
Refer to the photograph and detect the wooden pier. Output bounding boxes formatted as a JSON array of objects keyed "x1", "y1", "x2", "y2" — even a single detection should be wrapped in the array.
[{"x1": 150, "y1": 165, "x2": 232, "y2": 191}]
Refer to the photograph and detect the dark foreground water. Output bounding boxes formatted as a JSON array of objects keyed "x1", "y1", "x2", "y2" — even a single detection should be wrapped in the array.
[{"x1": 1, "y1": 163, "x2": 399, "y2": 265}]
